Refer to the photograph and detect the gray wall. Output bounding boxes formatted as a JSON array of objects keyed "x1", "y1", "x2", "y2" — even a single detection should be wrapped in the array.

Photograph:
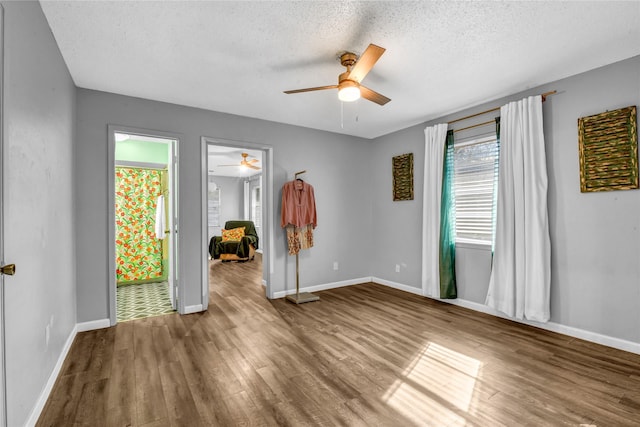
[
  {"x1": 371, "y1": 55, "x2": 640, "y2": 344},
  {"x1": 2, "y1": 1, "x2": 76, "y2": 425},
  {"x1": 75, "y1": 89, "x2": 373, "y2": 321}
]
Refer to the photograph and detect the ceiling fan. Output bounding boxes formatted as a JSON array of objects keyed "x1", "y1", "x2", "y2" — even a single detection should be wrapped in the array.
[
  {"x1": 284, "y1": 43, "x2": 391, "y2": 105},
  {"x1": 219, "y1": 152, "x2": 261, "y2": 170}
]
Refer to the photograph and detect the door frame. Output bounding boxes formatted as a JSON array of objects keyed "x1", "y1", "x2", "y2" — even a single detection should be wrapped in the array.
[
  {"x1": 108, "y1": 125, "x2": 182, "y2": 324},
  {"x1": 201, "y1": 137, "x2": 274, "y2": 302},
  {"x1": 0, "y1": 5, "x2": 6, "y2": 425}
]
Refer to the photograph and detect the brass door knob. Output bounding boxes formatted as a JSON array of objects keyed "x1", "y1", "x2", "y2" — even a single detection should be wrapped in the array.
[{"x1": 0, "y1": 264, "x2": 15, "y2": 276}]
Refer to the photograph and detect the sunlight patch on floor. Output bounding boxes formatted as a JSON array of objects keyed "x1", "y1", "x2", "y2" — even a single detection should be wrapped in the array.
[{"x1": 382, "y1": 342, "x2": 482, "y2": 426}]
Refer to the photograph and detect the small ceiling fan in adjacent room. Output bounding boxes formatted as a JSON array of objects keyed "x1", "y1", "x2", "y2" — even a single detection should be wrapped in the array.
[
  {"x1": 219, "y1": 152, "x2": 261, "y2": 170},
  {"x1": 284, "y1": 43, "x2": 391, "y2": 105}
]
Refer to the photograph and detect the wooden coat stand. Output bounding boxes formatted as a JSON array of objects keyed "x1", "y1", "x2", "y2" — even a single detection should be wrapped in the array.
[{"x1": 286, "y1": 170, "x2": 319, "y2": 304}]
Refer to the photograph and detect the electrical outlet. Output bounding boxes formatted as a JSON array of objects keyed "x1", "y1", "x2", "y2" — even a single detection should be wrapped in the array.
[
  {"x1": 333, "y1": 261, "x2": 339, "y2": 271},
  {"x1": 395, "y1": 264, "x2": 400, "y2": 273}
]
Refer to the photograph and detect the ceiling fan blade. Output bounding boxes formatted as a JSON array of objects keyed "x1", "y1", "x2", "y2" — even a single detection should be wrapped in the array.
[
  {"x1": 348, "y1": 44, "x2": 385, "y2": 83},
  {"x1": 360, "y1": 85, "x2": 391, "y2": 106},
  {"x1": 247, "y1": 164, "x2": 261, "y2": 170},
  {"x1": 247, "y1": 159, "x2": 259, "y2": 164},
  {"x1": 284, "y1": 85, "x2": 338, "y2": 94},
  {"x1": 218, "y1": 164, "x2": 239, "y2": 167}
]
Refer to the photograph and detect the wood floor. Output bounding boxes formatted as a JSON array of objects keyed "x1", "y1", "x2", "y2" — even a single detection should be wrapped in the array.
[{"x1": 37, "y1": 253, "x2": 640, "y2": 426}]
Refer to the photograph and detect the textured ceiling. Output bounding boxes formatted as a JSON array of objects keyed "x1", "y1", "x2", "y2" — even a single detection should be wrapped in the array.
[{"x1": 40, "y1": 1, "x2": 640, "y2": 139}]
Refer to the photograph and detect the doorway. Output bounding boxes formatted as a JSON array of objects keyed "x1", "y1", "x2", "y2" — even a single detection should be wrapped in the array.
[
  {"x1": 201, "y1": 137, "x2": 273, "y2": 304},
  {"x1": 108, "y1": 127, "x2": 180, "y2": 324}
]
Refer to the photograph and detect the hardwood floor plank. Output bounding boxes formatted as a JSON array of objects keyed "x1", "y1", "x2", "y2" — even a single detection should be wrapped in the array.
[
  {"x1": 73, "y1": 378, "x2": 108, "y2": 427},
  {"x1": 35, "y1": 373, "x2": 84, "y2": 427},
  {"x1": 105, "y1": 348, "x2": 136, "y2": 427},
  {"x1": 114, "y1": 320, "x2": 135, "y2": 352},
  {"x1": 158, "y1": 361, "x2": 203, "y2": 426},
  {"x1": 133, "y1": 320, "x2": 168, "y2": 425},
  {"x1": 151, "y1": 324, "x2": 179, "y2": 365}
]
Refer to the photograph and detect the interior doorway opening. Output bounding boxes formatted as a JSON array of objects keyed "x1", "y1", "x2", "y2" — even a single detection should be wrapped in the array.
[
  {"x1": 201, "y1": 138, "x2": 273, "y2": 305},
  {"x1": 108, "y1": 127, "x2": 180, "y2": 324}
]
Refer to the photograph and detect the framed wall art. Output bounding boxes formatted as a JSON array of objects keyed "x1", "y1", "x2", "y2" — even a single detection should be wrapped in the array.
[
  {"x1": 578, "y1": 106, "x2": 638, "y2": 192},
  {"x1": 392, "y1": 153, "x2": 414, "y2": 201}
]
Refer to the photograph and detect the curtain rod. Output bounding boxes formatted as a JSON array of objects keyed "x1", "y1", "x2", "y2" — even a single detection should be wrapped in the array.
[
  {"x1": 454, "y1": 120, "x2": 495, "y2": 134},
  {"x1": 449, "y1": 90, "x2": 557, "y2": 126},
  {"x1": 116, "y1": 165, "x2": 167, "y2": 172}
]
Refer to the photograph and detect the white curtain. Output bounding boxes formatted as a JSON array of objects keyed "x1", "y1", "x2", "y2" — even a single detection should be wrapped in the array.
[
  {"x1": 155, "y1": 195, "x2": 165, "y2": 239},
  {"x1": 486, "y1": 95, "x2": 551, "y2": 322},
  {"x1": 422, "y1": 123, "x2": 449, "y2": 298}
]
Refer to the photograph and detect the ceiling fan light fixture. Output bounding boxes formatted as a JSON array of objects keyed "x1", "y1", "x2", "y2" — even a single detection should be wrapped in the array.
[{"x1": 338, "y1": 80, "x2": 360, "y2": 102}]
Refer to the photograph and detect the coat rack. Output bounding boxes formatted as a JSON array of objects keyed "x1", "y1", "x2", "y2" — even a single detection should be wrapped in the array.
[{"x1": 286, "y1": 170, "x2": 320, "y2": 304}]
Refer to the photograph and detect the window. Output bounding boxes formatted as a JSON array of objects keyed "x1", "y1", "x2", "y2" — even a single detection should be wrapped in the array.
[
  {"x1": 453, "y1": 134, "x2": 499, "y2": 245},
  {"x1": 207, "y1": 179, "x2": 220, "y2": 227},
  {"x1": 251, "y1": 186, "x2": 261, "y2": 228}
]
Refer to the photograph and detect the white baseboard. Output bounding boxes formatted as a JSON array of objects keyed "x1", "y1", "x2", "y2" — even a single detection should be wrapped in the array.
[
  {"x1": 273, "y1": 277, "x2": 372, "y2": 299},
  {"x1": 183, "y1": 304, "x2": 204, "y2": 314},
  {"x1": 25, "y1": 324, "x2": 78, "y2": 427},
  {"x1": 439, "y1": 297, "x2": 640, "y2": 355},
  {"x1": 371, "y1": 278, "x2": 640, "y2": 355},
  {"x1": 77, "y1": 318, "x2": 111, "y2": 332},
  {"x1": 371, "y1": 277, "x2": 423, "y2": 296}
]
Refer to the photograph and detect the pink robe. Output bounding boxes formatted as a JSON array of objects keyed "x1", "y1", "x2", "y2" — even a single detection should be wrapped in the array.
[
  {"x1": 281, "y1": 180, "x2": 317, "y2": 255},
  {"x1": 281, "y1": 180, "x2": 317, "y2": 229}
]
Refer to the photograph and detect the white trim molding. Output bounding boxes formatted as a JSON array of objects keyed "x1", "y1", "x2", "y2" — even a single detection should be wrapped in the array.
[
  {"x1": 184, "y1": 304, "x2": 204, "y2": 315},
  {"x1": 25, "y1": 324, "x2": 77, "y2": 427},
  {"x1": 76, "y1": 318, "x2": 110, "y2": 332},
  {"x1": 371, "y1": 277, "x2": 423, "y2": 296},
  {"x1": 273, "y1": 277, "x2": 373, "y2": 299},
  {"x1": 437, "y1": 297, "x2": 640, "y2": 355},
  {"x1": 372, "y1": 278, "x2": 640, "y2": 356}
]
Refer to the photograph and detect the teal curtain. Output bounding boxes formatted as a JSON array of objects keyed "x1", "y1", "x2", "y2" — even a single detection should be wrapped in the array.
[{"x1": 439, "y1": 130, "x2": 457, "y2": 298}]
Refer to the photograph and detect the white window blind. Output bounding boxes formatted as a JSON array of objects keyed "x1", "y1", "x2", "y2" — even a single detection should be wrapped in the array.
[{"x1": 453, "y1": 134, "x2": 499, "y2": 245}]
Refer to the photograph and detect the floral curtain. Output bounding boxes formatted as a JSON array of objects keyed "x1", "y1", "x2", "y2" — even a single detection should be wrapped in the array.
[{"x1": 115, "y1": 167, "x2": 163, "y2": 283}]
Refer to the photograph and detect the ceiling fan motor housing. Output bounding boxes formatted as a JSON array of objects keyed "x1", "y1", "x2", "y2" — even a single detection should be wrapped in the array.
[
  {"x1": 340, "y1": 52, "x2": 358, "y2": 68},
  {"x1": 339, "y1": 52, "x2": 359, "y2": 90}
]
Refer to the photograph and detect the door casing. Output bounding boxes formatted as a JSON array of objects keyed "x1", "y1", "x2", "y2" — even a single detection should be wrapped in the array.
[
  {"x1": 108, "y1": 125, "x2": 182, "y2": 324},
  {"x1": 0, "y1": 5, "x2": 7, "y2": 425},
  {"x1": 201, "y1": 137, "x2": 274, "y2": 303}
]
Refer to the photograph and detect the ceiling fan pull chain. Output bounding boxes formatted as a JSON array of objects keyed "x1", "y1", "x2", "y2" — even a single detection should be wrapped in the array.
[{"x1": 341, "y1": 101, "x2": 344, "y2": 129}]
